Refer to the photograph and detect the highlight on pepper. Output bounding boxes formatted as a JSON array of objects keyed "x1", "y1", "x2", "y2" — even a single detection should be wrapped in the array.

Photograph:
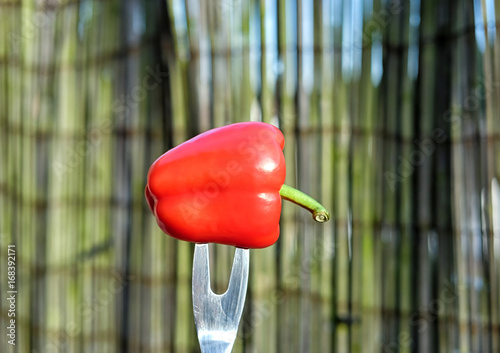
[{"x1": 145, "y1": 122, "x2": 330, "y2": 249}]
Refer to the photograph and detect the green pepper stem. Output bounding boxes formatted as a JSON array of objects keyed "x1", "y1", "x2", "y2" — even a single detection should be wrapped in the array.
[{"x1": 279, "y1": 184, "x2": 330, "y2": 223}]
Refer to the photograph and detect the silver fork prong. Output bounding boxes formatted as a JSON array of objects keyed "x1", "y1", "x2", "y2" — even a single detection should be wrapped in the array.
[
  {"x1": 192, "y1": 244, "x2": 250, "y2": 353},
  {"x1": 221, "y1": 247, "x2": 249, "y2": 317},
  {"x1": 192, "y1": 243, "x2": 212, "y2": 298}
]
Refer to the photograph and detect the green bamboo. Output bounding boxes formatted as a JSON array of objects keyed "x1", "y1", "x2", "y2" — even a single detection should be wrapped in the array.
[{"x1": 2, "y1": 1, "x2": 500, "y2": 352}]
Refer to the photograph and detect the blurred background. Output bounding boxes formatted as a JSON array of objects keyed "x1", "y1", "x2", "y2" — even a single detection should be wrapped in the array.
[{"x1": 1, "y1": 0, "x2": 499, "y2": 352}]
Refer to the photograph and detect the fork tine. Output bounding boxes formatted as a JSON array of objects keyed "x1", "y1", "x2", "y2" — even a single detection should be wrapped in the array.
[
  {"x1": 192, "y1": 244, "x2": 250, "y2": 353},
  {"x1": 192, "y1": 243, "x2": 211, "y2": 297},
  {"x1": 221, "y1": 248, "x2": 249, "y2": 314}
]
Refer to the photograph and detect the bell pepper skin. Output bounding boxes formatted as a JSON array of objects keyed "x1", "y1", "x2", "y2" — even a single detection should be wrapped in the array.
[{"x1": 145, "y1": 122, "x2": 286, "y2": 248}]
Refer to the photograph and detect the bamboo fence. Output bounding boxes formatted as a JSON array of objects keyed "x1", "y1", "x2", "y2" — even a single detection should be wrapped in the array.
[{"x1": 0, "y1": 0, "x2": 499, "y2": 352}]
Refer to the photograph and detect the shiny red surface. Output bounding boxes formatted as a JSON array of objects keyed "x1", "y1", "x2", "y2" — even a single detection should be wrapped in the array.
[{"x1": 145, "y1": 122, "x2": 286, "y2": 248}]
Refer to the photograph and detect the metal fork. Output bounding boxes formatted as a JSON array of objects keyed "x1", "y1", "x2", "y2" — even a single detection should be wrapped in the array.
[{"x1": 192, "y1": 244, "x2": 249, "y2": 353}]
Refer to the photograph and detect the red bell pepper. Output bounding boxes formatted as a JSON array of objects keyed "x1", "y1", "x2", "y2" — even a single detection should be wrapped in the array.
[{"x1": 145, "y1": 122, "x2": 329, "y2": 249}]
